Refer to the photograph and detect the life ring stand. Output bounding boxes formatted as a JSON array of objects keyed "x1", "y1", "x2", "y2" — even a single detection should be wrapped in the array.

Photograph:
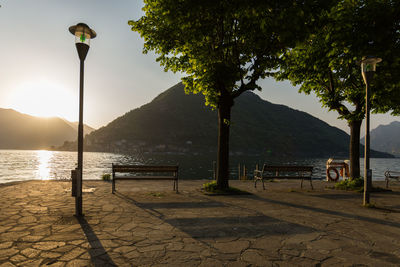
[{"x1": 326, "y1": 167, "x2": 339, "y2": 181}]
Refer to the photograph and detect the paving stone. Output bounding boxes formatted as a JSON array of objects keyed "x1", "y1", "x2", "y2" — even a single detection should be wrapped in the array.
[
  {"x1": 18, "y1": 216, "x2": 37, "y2": 224},
  {"x1": 137, "y1": 244, "x2": 166, "y2": 253},
  {"x1": 198, "y1": 258, "x2": 223, "y2": 267},
  {"x1": 0, "y1": 231, "x2": 30, "y2": 241},
  {"x1": 46, "y1": 262, "x2": 65, "y2": 267},
  {"x1": 59, "y1": 247, "x2": 86, "y2": 261},
  {"x1": 0, "y1": 242, "x2": 13, "y2": 249},
  {"x1": 307, "y1": 238, "x2": 343, "y2": 251},
  {"x1": 0, "y1": 226, "x2": 12, "y2": 233},
  {"x1": 21, "y1": 248, "x2": 41, "y2": 258},
  {"x1": 283, "y1": 232, "x2": 321, "y2": 245},
  {"x1": 20, "y1": 235, "x2": 43, "y2": 242},
  {"x1": 0, "y1": 248, "x2": 19, "y2": 259},
  {"x1": 213, "y1": 240, "x2": 249, "y2": 254},
  {"x1": 0, "y1": 263, "x2": 17, "y2": 267},
  {"x1": 241, "y1": 249, "x2": 267, "y2": 265},
  {"x1": 113, "y1": 245, "x2": 136, "y2": 254},
  {"x1": 79, "y1": 252, "x2": 91, "y2": 260},
  {"x1": 16, "y1": 259, "x2": 43, "y2": 267},
  {"x1": 65, "y1": 259, "x2": 92, "y2": 267},
  {"x1": 99, "y1": 239, "x2": 120, "y2": 248},
  {"x1": 40, "y1": 251, "x2": 63, "y2": 258},
  {"x1": 32, "y1": 241, "x2": 66, "y2": 250},
  {"x1": 9, "y1": 254, "x2": 27, "y2": 263},
  {"x1": 9, "y1": 226, "x2": 27, "y2": 232},
  {"x1": 51, "y1": 245, "x2": 76, "y2": 253}
]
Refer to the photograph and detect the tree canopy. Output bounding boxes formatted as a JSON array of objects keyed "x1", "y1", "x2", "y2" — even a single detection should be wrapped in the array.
[
  {"x1": 276, "y1": 0, "x2": 400, "y2": 178},
  {"x1": 277, "y1": 0, "x2": 400, "y2": 119},
  {"x1": 130, "y1": 0, "x2": 328, "y2": 107},
  {"x1": 129, "y1": 0, "x2": 331, "y2": 189}
]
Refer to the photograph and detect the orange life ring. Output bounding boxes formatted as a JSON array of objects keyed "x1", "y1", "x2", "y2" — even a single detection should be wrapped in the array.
[{"x1": 327, "y1": 167, "x2": 339, "y2": 181}]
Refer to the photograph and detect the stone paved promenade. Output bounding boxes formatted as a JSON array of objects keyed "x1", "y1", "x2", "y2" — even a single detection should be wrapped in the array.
[{"x1": 1, "y1": 179, "x2": 400, "y2": 266}]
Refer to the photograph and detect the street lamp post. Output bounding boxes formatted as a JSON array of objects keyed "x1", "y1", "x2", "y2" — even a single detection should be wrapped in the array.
[
  {"x1": 69, "y1": 23, "x2": 96, "y2": 216},
  {"x1": 360, "y1": 56, "x2": 381, "y2": 206}
]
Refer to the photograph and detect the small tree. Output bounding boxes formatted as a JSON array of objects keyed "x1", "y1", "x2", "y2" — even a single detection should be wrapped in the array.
[
  {"x1": 130, "y1": 0, "x2": 330, "y2": 190},
  {"x1": 276, "y1": 0, "x2": 400, "y2": 179}
]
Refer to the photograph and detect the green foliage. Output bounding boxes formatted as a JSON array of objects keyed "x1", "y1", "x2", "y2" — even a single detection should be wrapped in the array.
[
  {"x1": 203, "y1": 180, "x2": 249, "y2": 195},
  {"x1": 334, "y1": 177, "x2": 363, "y2": 192},
  {"x1": 276, "y1": 0, "x2": 400, "y2": 179},
  {"x1": 276, "y1": 0, "x2": 400, "y2": 121},
  {"x1": 129, "y1": 0, "x2": 332, "y2": 188},
  {"x1": 101, "y1": 173, "x2": 111, "y2": 181},
  {"x1": 363, "y1": 203, "x2": 377, "y2": 209},
  {"x1": 148, "y1": 192, "x2": 165, "y2": 197},
  {"x1": 129, "y1": 0, "x2": 325, "y2": 107}
]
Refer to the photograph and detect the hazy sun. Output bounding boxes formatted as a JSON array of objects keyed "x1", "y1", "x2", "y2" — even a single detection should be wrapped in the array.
[{"x1": 7, "y1": 80, "x2": 77, "y2": 120}]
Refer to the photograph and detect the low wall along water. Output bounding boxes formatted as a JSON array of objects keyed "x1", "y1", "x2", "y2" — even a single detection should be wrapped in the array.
[{"x1": 0, "y1": 149, "x2": 398, "y2": 183}]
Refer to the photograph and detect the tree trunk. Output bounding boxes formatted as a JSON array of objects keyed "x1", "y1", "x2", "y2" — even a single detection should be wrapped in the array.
[
  {"x1": 349, "y1": 120, "x2": 362, "y2": 179},
  {"x1": 216, "y1": 92, "x2": 233, "y2": 190}
]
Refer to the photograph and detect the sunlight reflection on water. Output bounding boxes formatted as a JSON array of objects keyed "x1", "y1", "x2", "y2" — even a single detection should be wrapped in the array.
[{"x1": 36, "y1": 150, "x2": 52, "y2": 180}]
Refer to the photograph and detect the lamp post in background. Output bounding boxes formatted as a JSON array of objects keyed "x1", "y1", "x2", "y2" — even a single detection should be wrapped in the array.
[
  {"x1": 69, "y1": 23, "x2": 96, "y2": 216},
  {"x1": 360, "y1": 56, "x2": 381, "y2": 206}
]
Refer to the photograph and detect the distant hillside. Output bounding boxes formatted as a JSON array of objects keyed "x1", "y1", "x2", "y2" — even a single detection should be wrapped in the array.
[
  {"x1": 0, "y1": 108, "x2": 94, "y2": 150},
  {"x1": 59, "y1": 83, "x2": 392, "y2": 158},
  {"x1": 361, "y1": 121, "x2": 400, "y2": 157},
  {"x1": 61, "y1": 119, "x2": 95, "y2": 136}
]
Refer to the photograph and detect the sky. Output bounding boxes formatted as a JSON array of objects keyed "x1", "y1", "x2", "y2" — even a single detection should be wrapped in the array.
[{"x1": 0, "y1": 0, "x2": 398, "y2": 134}]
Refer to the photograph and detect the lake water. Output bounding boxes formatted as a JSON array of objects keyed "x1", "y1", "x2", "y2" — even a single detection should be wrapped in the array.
[{"x1": 0, "y1": 149, "x2": 399, "y2": 184}]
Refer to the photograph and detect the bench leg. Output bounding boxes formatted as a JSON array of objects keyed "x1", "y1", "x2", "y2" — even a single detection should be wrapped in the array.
[
  {"x1": 112, "y1": 177, "x2": 115, "y2": 194},
  {"x1": 176, "y1": 179, "x2": 178, "y2": 193},
  {"x1": 254, "y1": 178, "x2": 266, "y2": 190},
  {"x1": 301, "y1": 179, "x2": 303, "y2": 189},
  {"x1": 386, "y1": 178, "x2": 389, "y2": 189},
  {"x1": 310, "y1": 178, "x2": 314, "y2": 190}
]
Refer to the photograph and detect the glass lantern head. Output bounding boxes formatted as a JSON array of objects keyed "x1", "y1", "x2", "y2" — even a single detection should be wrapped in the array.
[
  {"x1": 69, "y1": 23, "x2": 97, "y2": 47},
  {"x1": 361, "y1": 56, "x2": 382, "y2": 73}
]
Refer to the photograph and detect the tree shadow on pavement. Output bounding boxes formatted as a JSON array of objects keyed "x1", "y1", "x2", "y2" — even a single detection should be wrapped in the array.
[
  {"x1": 115, "y1": 192, "x2": 316, "y2": 239},
  {"x1": 246, "y1": 194, "x2": 400, "y2": 229}
]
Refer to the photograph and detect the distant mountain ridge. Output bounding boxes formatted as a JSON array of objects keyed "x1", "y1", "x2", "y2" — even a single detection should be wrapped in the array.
[
  {"x1": 61, "y1": 119, "x2": 95, "y2": 137},
  {"x1": 0, "y1": 108, "x2": 94, "y2": 150},
  {"x1": 361, "y1": 121, "x2": 400, "y2": 157},
  {"x1": 60, "y1": 83, "x2": 392, "y2": 158}
]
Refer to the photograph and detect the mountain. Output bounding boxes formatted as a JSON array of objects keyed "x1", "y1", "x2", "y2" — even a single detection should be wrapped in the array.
[
  {"x1": 361, "y1": 121, "x2": 400, "y2": 157},
  {"x1": 59, "y1": 83, "x2": 392, "y2": 158},
  {"x1": 0, "y1": 108, "x2": 94, "y2": 150},
  {"x1": 61, "y1": 119, "x2": 95, "y2": 136}
]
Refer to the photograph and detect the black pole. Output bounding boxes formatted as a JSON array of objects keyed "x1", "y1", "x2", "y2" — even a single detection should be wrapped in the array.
[
  {"x1": 76, "y1": 59, "x2": 84, "y2": 216},
  {"x1": 363, "y1": 72, "x2": 373, "y2": 206},
  {"x1": 363, "y1": 81, "x2": 371, "y2": 205},
  {"x1": 69, "y1": 22, "x2": 95, "y2": 217},
  {"x1": 75, "y1": 42, "x2": 88, "y2": 217}
]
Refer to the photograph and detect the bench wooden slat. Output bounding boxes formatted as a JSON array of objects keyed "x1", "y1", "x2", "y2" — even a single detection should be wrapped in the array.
[
  {"x1": 114, "y1": 176, "x2": 176, "y2": 180},
  {"x1": 112, "y1": 164, "x2": 179, "y2": 193},
  {"x1": 263, "y1": 176, "x2": 312, "y2": 179},
  {"x1": 263, "y1": 166, "x2": 313, "y2": 172},
  {"x1": 113, "y1": 165, "x2": 178, "y2": 172},
  {"x1": 254, "y1": 164, "x2": 314, "y2": 190}
]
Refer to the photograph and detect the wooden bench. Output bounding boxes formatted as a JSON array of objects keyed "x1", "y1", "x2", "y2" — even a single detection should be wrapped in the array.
[
  {"x1": 384, "y1": 170, "x2": 400, "y2": 188},
  {"x1": 112, "y1": 164, "x2": 179, "y2": 194},
  {"x1": 254, "y1": 164, "x2": 314, "y2": 190}
]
